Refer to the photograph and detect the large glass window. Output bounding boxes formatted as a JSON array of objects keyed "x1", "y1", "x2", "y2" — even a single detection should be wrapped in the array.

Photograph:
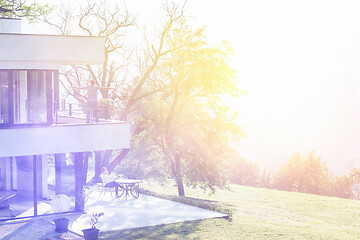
[
  {"x1": 27, "y1": 71, "x2": 47, "y2": 123},
  {"x1": 0, "y1": 156, "x2": 35, "y2": 220},
  {"x1": 0, "y1": 70, "x2": 54, "y2": 126},
  {"x1": 0, "y1": 71, "x2": 10, "y2": 124},
  {"x1": 0, "y1": 154, "x2": 76, "y2": 221}
]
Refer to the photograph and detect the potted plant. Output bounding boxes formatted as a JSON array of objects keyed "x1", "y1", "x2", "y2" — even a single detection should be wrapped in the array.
[
  {"x1": 53, "y1": 217, "x2": 70, "y2": 233},
  {"x1": 51, "y1": 194, "x2": 71, "y2": 232},
  {"x1": 82, "y1": 212, "x2": 104, "y2": 240}
]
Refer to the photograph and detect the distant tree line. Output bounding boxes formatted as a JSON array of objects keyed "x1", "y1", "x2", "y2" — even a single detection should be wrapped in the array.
[{"x1": 227, "y1": 150, "x2": 360, "y2": 200}]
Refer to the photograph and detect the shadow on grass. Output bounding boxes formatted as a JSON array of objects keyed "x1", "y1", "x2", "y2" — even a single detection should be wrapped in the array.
[{"x1": 100, "y1": 219, "x2": 204, "y2": 240}]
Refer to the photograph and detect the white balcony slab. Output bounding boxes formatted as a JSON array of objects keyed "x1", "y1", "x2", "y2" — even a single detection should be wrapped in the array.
[
  {"x1": 0, "y1": 123, "x2": 130, "y2": 157},
  {"x1": 0, "y1": 33, "x2": 105, "y2": 69}
]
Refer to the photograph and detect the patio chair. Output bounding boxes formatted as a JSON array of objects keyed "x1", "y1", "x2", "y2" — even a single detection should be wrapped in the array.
[
  {"x1": 98, "y1": 181, "x2": 115, "y2": 200},
  {"x1": 98, "y1": 180, "x2": 125, "y2": 200}
]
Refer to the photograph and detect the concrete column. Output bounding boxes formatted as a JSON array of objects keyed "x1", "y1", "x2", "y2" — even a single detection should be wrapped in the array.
[
  {"x1": 40, "y1": 155, "x2": 49, "y2": 198},
  {"x1": 74, "y1": 152, "x2": 85, "y2": 212},
  {"x1": 55, "y1": 153, "x2": 62, "y2": 195},
  {"x1": 5, "y1": 157, "x2": 11, "y2": 190},
  {"x1": 16, "y1": 156, "x2": 33, "y2": 199}
]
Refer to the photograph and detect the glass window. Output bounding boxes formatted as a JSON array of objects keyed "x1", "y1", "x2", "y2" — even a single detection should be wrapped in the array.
[
  {"x1": 0, "y1": 70, "x2": 55, "y2": 126},
  {"x1": 12, "y1": 70, "x2": 50, "y2": 124},
  {"x1": 27, "y1": 71, "x2": 47, "y2": 123},
  {"x1": 13, "y1": 71, "x2": 27, "y2": 124},
  {"x1": 0, "y1": 156, "x2": 34, "y2": 220},
  {"x1": 0, "y1": 71, "x2": 9, "y2": 124},
  {"x1": 0, "y1": 154, "x2": 77, "y2": 221}
]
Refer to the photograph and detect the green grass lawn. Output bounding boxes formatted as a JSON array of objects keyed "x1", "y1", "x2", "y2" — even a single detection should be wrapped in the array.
[{"x1": 100, "y1": 182, "x2": 360, "y2": 240}]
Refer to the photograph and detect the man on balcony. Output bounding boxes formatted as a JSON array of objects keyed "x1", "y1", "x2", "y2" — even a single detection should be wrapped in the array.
[{"x1": 78, "y1": 80, "x2": 112, "y2": 123}]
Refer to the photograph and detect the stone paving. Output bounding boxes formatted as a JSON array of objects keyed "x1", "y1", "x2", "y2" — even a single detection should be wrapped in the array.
[{"x1": 0, "y1": 192, "x2": 226, "y2": 240}]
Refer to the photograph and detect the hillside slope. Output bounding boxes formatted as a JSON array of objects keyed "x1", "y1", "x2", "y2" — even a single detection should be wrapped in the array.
[{"x1": 102, "y1": 183, "x2": 360, "y2": 240}]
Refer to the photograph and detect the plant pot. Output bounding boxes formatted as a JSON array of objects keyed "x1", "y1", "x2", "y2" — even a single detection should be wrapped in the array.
[
  {"x1": 53, "y1": 217, "x2": 69, "y2": 233},
  {"x1": 82, "y1": 228, "x2": 100, "y2": 240}
]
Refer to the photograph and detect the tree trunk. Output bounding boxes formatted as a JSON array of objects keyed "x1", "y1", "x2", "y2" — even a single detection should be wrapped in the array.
[
  {"x1": 174, "y1": 154, "x2": 185, "y2": 196},
  {"x1": 107, "y1": 149, "x2": 130, "y2": 173},
  {"x1": 94, "y1": 151, "x2": 102, "y2": 181},
  {"x1": 83, "y1": 152, "x2": 90, "y2": 184},
  {"x1": 119, "y1": 107, "x2": 129, "y2": 121},
  {"x1": 102, "y1": 150, "x2": 113, "y2": 169},
  {"x1": 176, "y1": 176, "x2": 185, "y2": 196}
]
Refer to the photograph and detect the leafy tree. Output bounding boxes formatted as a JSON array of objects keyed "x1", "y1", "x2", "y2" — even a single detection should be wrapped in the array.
[
  {"x1": 116, "y1": 113, "x2": 170, "y2": 181},
  {"x1": 351, "y1": 168, "x2": 360, "y2": 199},
  {"x1": 275, "y1": 151, "x2": 331, "y2": 195},
  {"x1": 133, "y1": 21, "x2": 243, "y2": 196},
  {"x1": 0, "y1": 0, "x2": 50, "y2": 21},
  {"x1": 275, "y1": 152, "x2": 304, "y2": 192},
  {"x1": 331, "y1": 174, "x2": 354, "y2": 199},
  {"x1": 275, "y1": 152, "x2": 360, "y2": 198},
  {"x1": 258, "y1": 169, "x2": 273, "y2": 188},
  {"x1": 331, "y1": 168, "x2": 360, "y2": 199},
  {"x1": 229, "y1": 157, "x2": 260, "y2": 187},
  {"x1": 304, "y1": 151, "x2": 330, "y2": 194}
]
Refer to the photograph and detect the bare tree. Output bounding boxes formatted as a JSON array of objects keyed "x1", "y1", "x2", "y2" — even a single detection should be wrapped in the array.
[
  {"x1": 42, "y1": 0, "x2": 136, "y2": 103},
  {"x1": 105, "y1": 1, "x2": 188, "y2": 175},
  {"x1": 118, "y1": 1, "x2": 187, "y2": 121},
  {"x1": 42, "y1": 0, "x2": 188, "y2": 179}
]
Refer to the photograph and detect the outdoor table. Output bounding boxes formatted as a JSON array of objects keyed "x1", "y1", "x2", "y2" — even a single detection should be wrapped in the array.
[{"x1": 116, "y1": 179, "x2": 141, "y2": 199}]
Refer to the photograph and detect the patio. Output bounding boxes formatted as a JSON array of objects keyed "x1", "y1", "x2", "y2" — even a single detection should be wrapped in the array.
[{"x1": 0, "y1": 190, "x2": 226, "y2": 239}]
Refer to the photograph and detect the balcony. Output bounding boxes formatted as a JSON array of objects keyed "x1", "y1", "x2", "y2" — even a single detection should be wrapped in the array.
[
  {"x1": 0, "y1": 118, "x2": 130, "y2": 158},
  {"x1": 0, "y1": 33, "x2": 104, "y2": 69}
]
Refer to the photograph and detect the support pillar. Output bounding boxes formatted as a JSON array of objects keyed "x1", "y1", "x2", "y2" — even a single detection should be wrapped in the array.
[
  {"x1": 74, "y1": 152, "x2": 85, "y2": 212},
  {"x1": 94, "y1": 151, "x2": 102, "y2": 181},
  {"x1": 33, "y1": 155, "x2": 37, "y2": 216},
  {"x1": 54, "y1": 154, "x2": 62, "y2": 195}
]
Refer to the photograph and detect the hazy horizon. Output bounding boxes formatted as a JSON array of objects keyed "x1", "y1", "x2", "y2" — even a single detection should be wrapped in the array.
[{"x1": 186, "y1": 0, "x2": 360, "y2": 175}]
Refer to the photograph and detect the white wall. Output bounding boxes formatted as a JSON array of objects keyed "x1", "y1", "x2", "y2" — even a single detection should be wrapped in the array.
[
  {"x1": 0, "y1": 34, "x2": 105, "y2": 69},
  {"x1": 0, "y1": 123, "x2": 130, "y2": 157},
  {"x1": 0, "y1": 18, "x2": 21, "y2": 34}
]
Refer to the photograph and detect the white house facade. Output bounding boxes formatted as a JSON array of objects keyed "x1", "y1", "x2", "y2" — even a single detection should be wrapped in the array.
[{"x1": 0, "y1": 18, "x2": 130, "y2": 221}]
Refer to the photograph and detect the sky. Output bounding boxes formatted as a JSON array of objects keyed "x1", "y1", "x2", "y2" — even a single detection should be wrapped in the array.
[
  {"x1": 24, "y1": 0, "x2": 360, "y2": 175},
  {"x1": 186, "y1": 0, "x2": 360, "y2": 174}
]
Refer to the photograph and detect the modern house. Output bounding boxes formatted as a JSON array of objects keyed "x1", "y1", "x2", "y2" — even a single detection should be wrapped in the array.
[{"x1": 0, "y1": 18, "x2": 130, "y2": 221}]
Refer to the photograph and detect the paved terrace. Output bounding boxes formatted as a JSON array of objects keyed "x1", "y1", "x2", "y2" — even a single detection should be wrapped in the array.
[{"x1": 0, "y1": 190, "x2": 226, "y2": 239}]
